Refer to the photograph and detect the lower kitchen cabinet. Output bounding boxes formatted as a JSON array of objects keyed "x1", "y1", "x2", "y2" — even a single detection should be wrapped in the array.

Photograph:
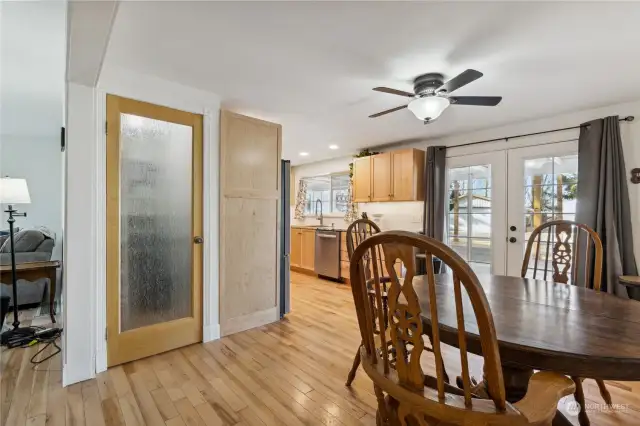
[
  {"x1": 291, "y1": 228, "x2": 302, "y2": 267},
  {"x1": 291, "y1": 227, "x2": 316, "y2": 273},
  {"x1": 300, "y1": 229, "x2": 315, "y2": 271}
]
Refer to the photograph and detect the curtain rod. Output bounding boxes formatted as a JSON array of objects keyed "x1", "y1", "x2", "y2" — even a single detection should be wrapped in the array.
[{"x1": 451, "y1": 116, "x2": 635, "y2": 149}]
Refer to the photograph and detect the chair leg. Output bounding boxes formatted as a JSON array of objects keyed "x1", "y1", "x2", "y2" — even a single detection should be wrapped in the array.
[
  {"x1": 571, "y1": 376, "x2": 590, "y2": 426},
  {"x1": 374, "y1": 385, "x2": 389, "y2": 425},
  {"x1": 345, "y1": 346, "x2": 361, "y2": 386},
  {"x1": 596, "y1": 379, "x2": 612, "y2": 405}
]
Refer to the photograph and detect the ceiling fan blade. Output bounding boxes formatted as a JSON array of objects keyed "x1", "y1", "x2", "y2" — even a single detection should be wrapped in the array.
[
  {"x1": 449, "y1": 96, "x2": 502, "y2": 106},
  {"x1": 369, "y1": 104, "x2": 408, "y2": 118},
  {"x1": 436, "y1": 69, "x2": 483, "y2": 94},
  {"x1": 373, "y1": 87, "x2": 415, "y2": 97}
]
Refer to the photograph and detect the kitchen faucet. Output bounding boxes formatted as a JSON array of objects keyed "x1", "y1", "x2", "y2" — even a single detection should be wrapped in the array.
[{"x1": 315, "y1": 199, "x2": 324, "y2": 226}]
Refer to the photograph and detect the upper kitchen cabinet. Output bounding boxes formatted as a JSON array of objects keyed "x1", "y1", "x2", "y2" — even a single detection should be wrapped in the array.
[
  {"x1": 352, "y1": 156, "x2": 372, "y2": 202},
  {"x1": 352, "y1": 148, "x2": 425, "y2": 203},
  {"x1": 371, "y1": 152, "x2": 392, "y2": 201},
  {"x1": 392, "y1": 148, "x2": 425, "y2": 201}
]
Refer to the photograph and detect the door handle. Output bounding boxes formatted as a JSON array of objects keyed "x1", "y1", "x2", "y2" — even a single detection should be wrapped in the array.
[
  {"x1": 194, "y1": 236, "x2": 204, "y2": 244},
  {"x1": 318, "y1": 234, "x2": 337, "y2": 239}
]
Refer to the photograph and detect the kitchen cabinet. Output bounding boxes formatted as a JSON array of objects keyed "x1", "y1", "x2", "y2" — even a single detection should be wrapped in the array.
[
  {"x1": 291, "y1": 227, "x2": 316, "y2": 273},
  {"x1": 300, "y1": 229, "x2": 316, "y2": 271},
  {"x1": 351, "y1": 148, "x2": 425, "y2": 203},
  {"x1": 352, "y1": 156, "x2": 372, "y2": 202},
  {"x1": 371, "y1": 152, "x2": 392, "y2": 201},
  {"x1": 291, "y1": 229, "x2": 302, "y2": 267},
  {"x1": 392, "y1": 149, "x2": 425, "y2": 201}
]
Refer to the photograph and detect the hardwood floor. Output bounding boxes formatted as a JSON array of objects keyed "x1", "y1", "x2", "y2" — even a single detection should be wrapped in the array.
[{"x1": 2, "y1": 272, "x2": 639, "y2": 425}]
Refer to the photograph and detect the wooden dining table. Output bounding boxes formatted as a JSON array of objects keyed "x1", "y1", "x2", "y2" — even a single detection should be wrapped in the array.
[{"x1": 413, "y1": 273, "x2": 640, "y2": 425}]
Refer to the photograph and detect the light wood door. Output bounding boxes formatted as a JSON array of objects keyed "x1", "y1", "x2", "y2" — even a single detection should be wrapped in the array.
[
  {"x1": 106, "y1": 95, "x2": 203, "y2": 367},
  {"x1": 220, "y1": 110, "x2": 282, "y2": 336},
  {"x1": 352, "y1": 156, "x2": 372, "y2": 202},
  {"x1": 291, "y1": 229, "x2": 302, "y2": 267},
  {"x1": 371, "y1": 152, "x2": 392, "y2": 201},
  {"x1": 300, "y1": 229, "x2": 316, "y2": 270},
  {"x1": 392, "y1": 149, "x2": 416, "y2": 201}
]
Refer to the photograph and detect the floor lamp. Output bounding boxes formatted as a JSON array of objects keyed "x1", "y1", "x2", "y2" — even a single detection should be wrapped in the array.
[{"x1": 0, "y1": 177, "x2": 37, "y2": 345}]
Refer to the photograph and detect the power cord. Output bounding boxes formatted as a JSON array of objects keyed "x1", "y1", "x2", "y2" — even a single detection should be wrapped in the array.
[{"x1": 18, "y1": 327, "x2": 63, "y2": 366}]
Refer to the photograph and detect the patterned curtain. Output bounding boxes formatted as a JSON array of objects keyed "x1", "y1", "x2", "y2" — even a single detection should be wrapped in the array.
[
  {"x1": 344, "y1": 178, "x2": 359, "y2": 223},
  {"x1": 294, "y1": 179, "x2": 308, "y2": 219}
]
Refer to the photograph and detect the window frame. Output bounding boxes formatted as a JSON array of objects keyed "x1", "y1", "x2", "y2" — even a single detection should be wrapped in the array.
[{"x1": 301, "y1": 171, "x2": 350, "y2": 217}]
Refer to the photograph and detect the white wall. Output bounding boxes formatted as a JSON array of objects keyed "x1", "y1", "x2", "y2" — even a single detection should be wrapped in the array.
[{"x1": 293, "y1": 99, "x2": 640, "y2": 262}]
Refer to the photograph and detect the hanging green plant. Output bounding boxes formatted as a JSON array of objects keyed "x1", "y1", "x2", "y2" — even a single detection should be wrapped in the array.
[{"x1": 348, "y1": 148, "x2": 381, "y2": 177}]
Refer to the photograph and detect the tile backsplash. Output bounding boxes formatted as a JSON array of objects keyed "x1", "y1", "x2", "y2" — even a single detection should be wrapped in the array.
[{"x1": 291, "y1": 201, "x2": 423, "y2": 232}]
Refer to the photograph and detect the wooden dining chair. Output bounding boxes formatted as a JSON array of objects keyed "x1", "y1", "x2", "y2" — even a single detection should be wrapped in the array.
[
  {"x1": 350, "y1": 230, "x2": 575, "y2": 426},
  {"x1": 345, "y1": 218, "x2": 385, "y2": 386},
  {"x1": 522, "y1": 220, "x2": 608, "y2": 426}
]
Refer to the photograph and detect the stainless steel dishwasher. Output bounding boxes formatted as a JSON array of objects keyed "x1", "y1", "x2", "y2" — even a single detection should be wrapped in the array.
[{"x1": 314, "y1": 229, "x2": 341, "y2": 280}]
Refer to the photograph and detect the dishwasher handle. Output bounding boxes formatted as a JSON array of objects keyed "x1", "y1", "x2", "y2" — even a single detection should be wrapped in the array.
[{"x1": 317, "y1": 233, "x2": 337, "y2": 239}]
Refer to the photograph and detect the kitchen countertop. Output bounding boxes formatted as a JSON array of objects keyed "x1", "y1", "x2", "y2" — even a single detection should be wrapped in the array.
[{"x1": 291, "y1": 225, "x2": 348, "y2": 232}]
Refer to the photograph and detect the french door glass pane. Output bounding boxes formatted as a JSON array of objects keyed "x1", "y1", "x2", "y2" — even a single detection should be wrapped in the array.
[
  {"x1": 120, "y1": 113, "x2": 193, "y2": 332},
  {"x1": 448, "y1": 164, "x2": 492, "y2": 273},
  {"x1": 522, "y1": 153, "x2": 578, "y2": 259}
]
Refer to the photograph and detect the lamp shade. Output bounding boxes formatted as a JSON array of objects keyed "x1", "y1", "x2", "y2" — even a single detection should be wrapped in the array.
[
  {"x1": 407, "y1": 96, "x2": 450, "y2": 121},
  {"x1": 0, "y1": 178, "x2": 31, "y2": 204}
]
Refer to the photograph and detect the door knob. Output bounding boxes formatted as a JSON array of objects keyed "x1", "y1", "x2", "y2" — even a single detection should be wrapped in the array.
[
  {"x1": 194, "y1": 236, "x2": 204, "y2": 244},
  {"x1": 510, "y1": 225, "x2": 517, "y2": 231},
  {"x1": 509, "y1": 237, "x2": 517, "y2": 243}
]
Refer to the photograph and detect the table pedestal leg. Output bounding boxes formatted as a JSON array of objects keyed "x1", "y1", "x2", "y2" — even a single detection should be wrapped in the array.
[{"x1": 481, "y1": 365, "x2": 572, "y2": 426}]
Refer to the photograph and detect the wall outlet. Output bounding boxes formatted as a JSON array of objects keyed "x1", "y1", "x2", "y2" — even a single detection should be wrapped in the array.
[{"x1": 411, "y1": 215, "x2": 422, "y2": 223}]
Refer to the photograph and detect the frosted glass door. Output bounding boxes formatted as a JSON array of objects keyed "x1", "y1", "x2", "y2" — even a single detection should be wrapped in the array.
[
  {"x1": 106, "y1": 94, "x2": 203, "y2": 367},
  {"x1": 119, "y1": 113, "x2": 193, "y2": 331}
]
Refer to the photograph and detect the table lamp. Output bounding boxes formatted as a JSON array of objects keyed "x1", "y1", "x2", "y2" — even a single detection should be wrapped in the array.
[{"x1": 0, "y1": 177, "x2": 36, "y2": 345}]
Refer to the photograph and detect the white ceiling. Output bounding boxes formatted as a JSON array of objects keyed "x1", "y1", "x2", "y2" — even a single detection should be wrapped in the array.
[
  {"x1": 0, "y1": 0, "x2": 66, "y2": 137},
  {"x1": 104, "y1": 1, "x2": 640, "y2": 164}
]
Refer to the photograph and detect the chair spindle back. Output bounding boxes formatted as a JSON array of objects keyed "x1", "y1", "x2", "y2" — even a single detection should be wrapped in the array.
[
  {"x1": 521, "y1": 220, "x2": 603, "y2": 290},
  {"x1": 350, "y1": 231, "x2": 507, "y2": 415}
]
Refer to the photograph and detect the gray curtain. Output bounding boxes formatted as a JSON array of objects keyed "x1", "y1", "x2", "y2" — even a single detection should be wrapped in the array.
[
  {"x1": 576, "y1": 116, "x2": 639, "y2": 299},
  {"x1": 423, "y1": 146, "x2": 447, "y2": 240}
]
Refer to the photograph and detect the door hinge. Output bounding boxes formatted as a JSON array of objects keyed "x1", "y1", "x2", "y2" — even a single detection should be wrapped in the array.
[
  {"x1": 105, "y1": 328, "x2": 108, "y2": 341},
  {"x1": 105, "y1": 121, "x2": 108, "y2": 135}
]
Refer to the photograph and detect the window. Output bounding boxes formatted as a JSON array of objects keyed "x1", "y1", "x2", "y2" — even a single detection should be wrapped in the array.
[{"x1": 303, "y1": 173, "x2": 350, "y2": 216}]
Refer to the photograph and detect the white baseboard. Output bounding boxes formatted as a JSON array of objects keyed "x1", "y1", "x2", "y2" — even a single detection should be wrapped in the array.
[
  {"x1": 220, "y1": 307, "x2": 279, "y2": 337},
  {"x1": 203, "y1": 323, "x2": 220, "y2": 342}
]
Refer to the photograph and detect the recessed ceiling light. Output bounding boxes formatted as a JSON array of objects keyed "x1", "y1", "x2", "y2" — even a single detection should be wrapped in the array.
[
  {"x1": 299, "y1": 152, "x2": 309, "y2": 156},
  {"x1": 329, "y1": 145, "x2": 339, "y2": 150}
]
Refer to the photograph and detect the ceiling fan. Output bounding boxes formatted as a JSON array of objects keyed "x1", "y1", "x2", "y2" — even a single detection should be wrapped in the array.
[{"x1": 369, "y1": 69, "x2": 502, "y2": 124}]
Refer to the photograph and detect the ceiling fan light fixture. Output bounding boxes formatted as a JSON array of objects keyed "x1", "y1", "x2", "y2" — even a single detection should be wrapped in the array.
[{"x1": 407, "y1": 96, "x2": 450, "y2": 121}]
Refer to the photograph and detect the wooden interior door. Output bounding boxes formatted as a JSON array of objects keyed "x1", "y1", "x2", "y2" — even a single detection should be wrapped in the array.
[
  {"x1": 220, "y1": 110, "x2": 282, "y2": 336},
  {"x1": 392, "y1": 149, "x2": 414, "y2": 201},
  {"x1": 290, "y1": 229, "x2": 302, "y2": 267},
  {"x1": 371, "y1": 152, "x2": 392, "y2": 201},
  {"x1": 106, "y1": 95, "x2": 203, "y2": 367},
  {"x1": 352, "y1": 156, "x2": 372, "y2": 202}
]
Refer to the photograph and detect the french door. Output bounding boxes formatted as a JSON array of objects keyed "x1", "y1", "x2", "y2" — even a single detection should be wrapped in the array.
[
  {"x1": 106, "y1": 95, "x2": 203, "y2": 367},
  {"x1": 445, "y1": 140, "x2": 578, "y2": 276}
]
